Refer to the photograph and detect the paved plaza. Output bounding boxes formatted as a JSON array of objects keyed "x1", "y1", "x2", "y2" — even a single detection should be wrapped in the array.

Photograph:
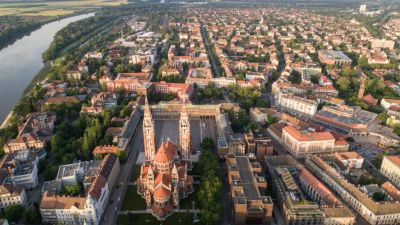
[{"x1": 154, "y1": 117, "x2": 216, "y2": 152}]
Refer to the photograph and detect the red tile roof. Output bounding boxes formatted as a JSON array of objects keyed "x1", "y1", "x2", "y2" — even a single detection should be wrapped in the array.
[
  {"x1": 283, "y1": 126, "x2": 335, "y2": 141},
  {"x1": 386, "y1": 155, "x2": 400, "y2": 167},
  {"x1": 381, "y1": 181, "x2": 400, "y2": 201},
  {"x1": 300, "y1": 168, "x2": 340, "y2": 207},
  {"x1": 154, "y1": 141, "x2": 176, "y2": 164}
]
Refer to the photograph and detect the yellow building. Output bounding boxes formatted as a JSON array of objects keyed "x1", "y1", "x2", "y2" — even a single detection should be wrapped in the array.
[{"x1": 381, "y1": 156, "x2": 400, "y2": 187}]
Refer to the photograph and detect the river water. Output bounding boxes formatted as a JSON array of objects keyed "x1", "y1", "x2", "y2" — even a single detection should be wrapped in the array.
[{"x1": 0, "y1": 13, "x2": 94, "y2": 124}]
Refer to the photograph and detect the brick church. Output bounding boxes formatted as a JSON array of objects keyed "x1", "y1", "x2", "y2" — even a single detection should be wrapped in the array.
[{"x1": 137, "y1": 97, "x2": 194, "y2": 220}]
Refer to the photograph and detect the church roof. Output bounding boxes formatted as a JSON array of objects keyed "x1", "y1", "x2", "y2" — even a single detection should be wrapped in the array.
[
  {"x1": 155, "y1": 173, "x2": 171, "y2": 187},
  {"x1": 154, "y1": 186, "x2": 171, "y2": 199},
  {"x1": 154, "y1": 141, "x2": 176, "y2": 164}
]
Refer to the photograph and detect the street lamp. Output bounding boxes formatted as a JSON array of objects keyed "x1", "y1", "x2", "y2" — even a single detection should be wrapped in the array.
[{"x1": 192, "y1": 201, "x2": 199, "y2": 223}]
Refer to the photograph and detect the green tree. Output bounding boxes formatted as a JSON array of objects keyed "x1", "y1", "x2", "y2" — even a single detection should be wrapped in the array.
[
  {"x1": 372, "y1": 192, "x2": 385, "y2": 202},
  {"x1": 62, "y1": 184, "x2": 83, "y2": 196},
  {"x1": 336, "y1": 76, "x2": 351, "y2": 91},
  {"x1": 22, "y1": 207, "x2": 42, "y2": 224},
  {"x1": 288, "y1": 70, "x2": 301, "y2": 84},
  {"x1": 4, "y1": 205, "x2": 24, "y2": 222}
]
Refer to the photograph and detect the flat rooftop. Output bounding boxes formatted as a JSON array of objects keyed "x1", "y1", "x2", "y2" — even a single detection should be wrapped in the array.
[
  {"x1": 316, "y1": 106, "x2": 377, "y2": 127},
  {"x1": 318, "y1": 50, "x2": 352, "y2": 61},
  {"x1": 56, "y1": 163, "x2": 80, "y2": 179},
  {"x1": 236, "y1": 156, "x2": 261, "y2": 200}
]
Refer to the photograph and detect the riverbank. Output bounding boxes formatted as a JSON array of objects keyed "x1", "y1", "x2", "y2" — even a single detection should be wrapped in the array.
[
  {"x1": 0, "y1": 12, "x2": 95, "y2": 126},
  {"x1": 0, "y1": 10, "x2": 96, "y2": 52},
  {"x1": 0, "y1": 111, "x2": 13, "y2": 129}
]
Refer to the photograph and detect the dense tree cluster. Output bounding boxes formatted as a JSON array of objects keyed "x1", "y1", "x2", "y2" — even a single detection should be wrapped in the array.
[
  {"x1": 147, "y1": 90, "x2": 176, "y2": 103},
  {"x1": 41, "y1": 107, "x2": 115, "y2": 180},
  {"x1": 42, "y1": 7, "x2": 134, "y2": 61},
  {"x1": 2, "y1": 204, "x2": 42, "y2": 224},
  {"x1": 196, "y1": 138, "x2": 222, "y2": 225},
  {"x1": 0, "y1": 16, "x2": 41, "y2": 51},
  {"x1": 226, "y1": 84, "x2": 267, "y2": 110},
  {"x1": 192, "y1": 83, "x2": 224, "y2": 104},
  {"x1": 226, "y1": 110, "x2": 255, "y2": 133}
]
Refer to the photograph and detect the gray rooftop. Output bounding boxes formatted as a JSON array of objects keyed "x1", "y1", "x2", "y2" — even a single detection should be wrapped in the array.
[
  {"x1": 319, "y1": 50, "x2": 352, "y2": 61},
  {"x1": 236, "y1": 156, "x2": 261, "y2": 200}
]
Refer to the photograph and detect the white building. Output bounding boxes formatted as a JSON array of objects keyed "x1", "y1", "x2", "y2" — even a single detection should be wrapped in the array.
[
  {"x1": 0, "y1": 151, "x2": 39, "y2": 189},
  {"x1": 380, "y1": 156, "x2": 400, "y2": 187},
  {"x1": 306, "y1": 155, "x2": 400, "y2": 225},
  {"x1": 281, "y1": 126, "x2": 348, "y2": 158},
  {"x1": 250, "y1": 107, "x2": 268, "y2": 123},
  {"x1": 277, "y1": 93, "x2": 318, "y2": 116},
  {"x1": 40, "y1": 154, "x2": 119, "y2": 225},
  {"x1": 334, "y1": 152, "x2": 364, "y2": 170},
  {"x1": 381, "y1": 98, "x2": 400, "y2": 110},
  {"x1": 212, "y1": 77, "x2": 237, "y2": 88},
  {"x1": 0, "y1": 185, "x2": 27, "y2": 209},
  {"x1": 84, "y1": 51, "x2": 103, "y2": 59},
  {"x1": 370, "y1": 39, "x2": 395, "y2": 50},
  {"x1": 359, "y1": 4, "x2": 367, "y2": 13}
]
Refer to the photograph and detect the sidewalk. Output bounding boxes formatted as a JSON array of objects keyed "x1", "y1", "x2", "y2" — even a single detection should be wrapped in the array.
[{"x1": 119, "y1": 209, "x2": 201, "y2": 215}]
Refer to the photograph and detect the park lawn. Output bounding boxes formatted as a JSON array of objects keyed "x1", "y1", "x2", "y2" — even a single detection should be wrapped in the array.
[
  {"x1": 121, "y1": 186, "x2": 146, "y2": 211},
  {"x1": 117, "y1": 213, "x2": 204, "y2": 225}
]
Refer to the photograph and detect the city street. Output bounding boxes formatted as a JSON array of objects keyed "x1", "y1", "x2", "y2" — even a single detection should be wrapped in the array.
[
  {"x1": 100, "y1": 122, "x2": 143, "y2": 225},
  {"x1": 201, "y1": 23, "x2": 221, "y2": 78}
]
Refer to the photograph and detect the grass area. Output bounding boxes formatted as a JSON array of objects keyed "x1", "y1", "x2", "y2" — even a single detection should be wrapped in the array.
[
  {"x1": 20, "y1": 10, "x2": 75, "y2": 17},
  {"x1": 0, "y1": 0, "x2": 126, "y2": 17},
  {"x1": 121, "y1": 186, "x2": 146, "y2": 211},
  {"x1": 180, "y1": 184, "x2": 200, "y2": 209},
  {"x1": 117, "y1": 213, "x2": 204, "y2": 225},
  {"x1": 188, "y1": 162, "x2": 200, "y2": 176},
  {"x1": 130, "y1": 165, "x2": 141, "y2": 182}
]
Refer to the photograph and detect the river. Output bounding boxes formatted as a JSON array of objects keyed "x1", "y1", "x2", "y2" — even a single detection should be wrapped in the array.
[{"x1": 0, "y1": 13, "x2": 95, "y2": 125}]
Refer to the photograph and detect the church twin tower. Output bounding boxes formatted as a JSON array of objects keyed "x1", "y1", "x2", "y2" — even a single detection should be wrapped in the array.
[{"x1": 143, "y1": 97, "x2": 191, "y2": 162}]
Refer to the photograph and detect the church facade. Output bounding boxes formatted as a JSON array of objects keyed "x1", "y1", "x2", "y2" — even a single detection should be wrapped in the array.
[{"x1": 137, "y1": 98, "x2": 193, "y2": 220}]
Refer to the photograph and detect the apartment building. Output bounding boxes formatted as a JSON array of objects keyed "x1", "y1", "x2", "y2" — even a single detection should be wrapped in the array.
[
  {"x1": 0, "y1": 185, "x2": 27, "y2": 209},
  {"x1": 313, "y1": 105, "x2": 378, "y2": 134},
  {"x1": 299, "y1": 169, "x2": 355, "y2": 225},
  {"x1": 3, "y1": 112, "x2": 56, "y2": 154},
  {"x1": 277, "y1": 93, "x2": 318, "y2": 116},
  {"x1": 152, "y1": 81, "x2": 194, "y2": 102},
  {"x1": 265, "y1": 155, "x2": 325, "y2": 225},
  {"x1": 0, "y1": 151, "x2": 39, "y2": 189},
  {"x1": 370, "y1": 39, "x2": 395, "y2": 50},
  {"x1": 380, "y1": 156, "x2": 400, "y2": 187},
  {"x1": 318, "y1": 50, "x2": 352, "y2": 66},
  {"x1": 185, "y1": 67, "x2": 213, "y2": 87},
  {"x1": 40, "y1": 154, "x2": 120, "y2": 225},
  {"x1": 305, "y1": 155, "x2": 400, "y2": 225},
  {"x1": 270, "y1": 125, "x2": 348, "y2": 158},
  {"x1": 226, "y1": 155, "x2": 273, "y2": 225}
]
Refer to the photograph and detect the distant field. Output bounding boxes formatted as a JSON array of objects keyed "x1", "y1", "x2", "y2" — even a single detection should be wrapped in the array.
[
  {"x1": 20, "y1": 9, "x2": 75, "y2": 16},
  {"x1": 0, "y1": 0, "x2": 126, "y2": 17}
]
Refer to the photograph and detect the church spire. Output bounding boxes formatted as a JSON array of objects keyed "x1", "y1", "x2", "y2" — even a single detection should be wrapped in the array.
[
  {"x1": 143, "y1": 94, "x2": 156, "y2": 161},
  {"x1": 179, "y1": 104, "x2": 191, "y2": 161}
]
